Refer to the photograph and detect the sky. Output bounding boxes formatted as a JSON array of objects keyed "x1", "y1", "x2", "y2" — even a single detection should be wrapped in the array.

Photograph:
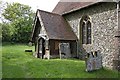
[{"x1": 1, "y1": 0, "x2": 60, "y2": 12}]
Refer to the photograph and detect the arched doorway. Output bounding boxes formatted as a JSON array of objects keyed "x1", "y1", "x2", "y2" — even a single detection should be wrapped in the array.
[{"x1": 37, "y1": 37, "x2": 45, "y2": 59}]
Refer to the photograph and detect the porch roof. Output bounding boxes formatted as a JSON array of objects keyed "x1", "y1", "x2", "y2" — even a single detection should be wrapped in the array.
[{"x1": 32, "y1": 10, "x2": 78, "y2": 41}]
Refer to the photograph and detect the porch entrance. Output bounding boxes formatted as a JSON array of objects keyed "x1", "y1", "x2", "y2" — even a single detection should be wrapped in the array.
[{"x1": 37, "y1": 37, "x2": 45, "y2": 59}]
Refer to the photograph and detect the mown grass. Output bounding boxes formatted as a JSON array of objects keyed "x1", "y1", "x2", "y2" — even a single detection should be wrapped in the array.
[{"x1": 2, "y1": 43, "x2": 119, "y2": 78}]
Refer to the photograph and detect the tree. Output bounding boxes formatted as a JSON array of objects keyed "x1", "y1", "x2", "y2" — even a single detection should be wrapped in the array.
[
  {"x1": 2, "y1": 2, "x2": 35, "y2": 43},
  {"x1": 2, "y1": 22, "x2": 14, "y2": 42},
  {"x1": 2, "y1": 2, "x2": 34, "y2": 22},
  {"x1": 0, "y1": 0, "x2": 6, "y2": 23},
  {"x1": 0, "y1": 23, "x2": 2, "y2": 42}
]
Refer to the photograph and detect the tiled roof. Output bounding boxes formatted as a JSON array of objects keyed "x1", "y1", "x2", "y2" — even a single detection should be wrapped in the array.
[
  {"x1": 33, "y1": 10, "x2": 78, "y2": 41},
  {"x1": 52, "y1": 0, "x2": 99, "y2": 15}
]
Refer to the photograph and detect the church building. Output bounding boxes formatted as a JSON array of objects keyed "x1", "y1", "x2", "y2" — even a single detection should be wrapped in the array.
[{"x1": 31, "y1": 0, "x2": 120, "y2": 70}]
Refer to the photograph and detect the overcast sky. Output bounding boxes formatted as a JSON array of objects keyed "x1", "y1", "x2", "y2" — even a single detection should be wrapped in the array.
[{"x1": 2, "y1": 0, "x2": 60, "y2": 12}]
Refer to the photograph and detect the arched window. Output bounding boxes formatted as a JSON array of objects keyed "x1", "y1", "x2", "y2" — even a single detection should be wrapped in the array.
[{"x1": 81, "y1": 15, "x2": 91, "y2": 44}]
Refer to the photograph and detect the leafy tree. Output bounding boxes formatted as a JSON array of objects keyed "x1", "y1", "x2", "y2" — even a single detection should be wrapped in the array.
[
  {"x1": 0, "y1": 23, "x2": 2, "y2": 42},
  {"x1": 2, "y1": 2, "x2": 35, "y2": 43},
  {"x1": 2, "y1": 23, "x2": 14, "y2": 42},
  {"x1": 2, "y1": 2, "x2": 34, "y2": 22},
  {"x1": 0, "y1": 1, "x2": 7, "y2": 23}
]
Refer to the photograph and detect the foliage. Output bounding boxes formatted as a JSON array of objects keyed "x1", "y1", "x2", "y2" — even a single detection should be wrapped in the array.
[
  {"x1": 0, "y1": 21, "x2": 1, "y2": 44},
  {"x1": 2, "y1": 23, "x2": 13, "y2": 42},
  {"x1": 1, "y1": 2, "x2": 35, "y2": 43},
  {"x1": 0, "y1": 0, "x2": 7, "y2": 23},
  {"x1": 2, "y1": 43, "x2": 119, "y2": 78}
]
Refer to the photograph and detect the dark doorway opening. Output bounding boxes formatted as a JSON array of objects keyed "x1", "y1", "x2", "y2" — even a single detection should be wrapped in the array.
[{"x1": 37, "y1": 37, "x2": 45, "y2": 59}]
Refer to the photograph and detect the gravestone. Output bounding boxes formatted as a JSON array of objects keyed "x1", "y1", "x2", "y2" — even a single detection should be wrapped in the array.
[
  {"x1": 85, "y1": 50, "x2": 102, "y2": 72},
  {"x1": 59, "y1": 43, "x2": 71, "y2": 59}
]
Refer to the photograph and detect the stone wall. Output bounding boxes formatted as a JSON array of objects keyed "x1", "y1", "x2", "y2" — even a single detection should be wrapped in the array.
[{"x1": 63, "y1": 2, "x2": 119, "y2": 69}]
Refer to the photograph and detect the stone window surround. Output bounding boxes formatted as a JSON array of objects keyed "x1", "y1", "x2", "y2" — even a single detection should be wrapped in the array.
[{"x1": 81, "y1": 15, "x2": 92, "y2": 44}]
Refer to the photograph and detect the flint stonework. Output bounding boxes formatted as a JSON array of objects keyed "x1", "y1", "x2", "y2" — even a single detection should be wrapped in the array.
[{"x1": 64, "y1": 3, "x2": 119, "y2": 69}]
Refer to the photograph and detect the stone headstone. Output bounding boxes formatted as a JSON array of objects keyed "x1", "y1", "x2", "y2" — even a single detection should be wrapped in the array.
[{"x1": 85, "y1": 50, "x2": 102, "y2": 72}]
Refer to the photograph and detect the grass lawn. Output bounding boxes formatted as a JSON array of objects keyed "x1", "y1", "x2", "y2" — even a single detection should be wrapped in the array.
[
  {"x1": 0, "y1": 42, "x2": 2, "y2": 79},
  {"x1": 2, "y1": 43, "x2": 119, "y2": 78}
]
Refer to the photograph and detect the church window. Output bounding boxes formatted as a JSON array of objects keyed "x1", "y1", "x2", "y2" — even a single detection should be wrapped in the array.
[{"x1": 81, "y1": 15, "x2": 91, "y2": 44}]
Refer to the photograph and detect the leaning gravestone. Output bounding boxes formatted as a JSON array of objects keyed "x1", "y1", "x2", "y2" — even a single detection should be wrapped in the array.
[{"x1": 85, "y1": 50, "x2": 102, "y2": 72}]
